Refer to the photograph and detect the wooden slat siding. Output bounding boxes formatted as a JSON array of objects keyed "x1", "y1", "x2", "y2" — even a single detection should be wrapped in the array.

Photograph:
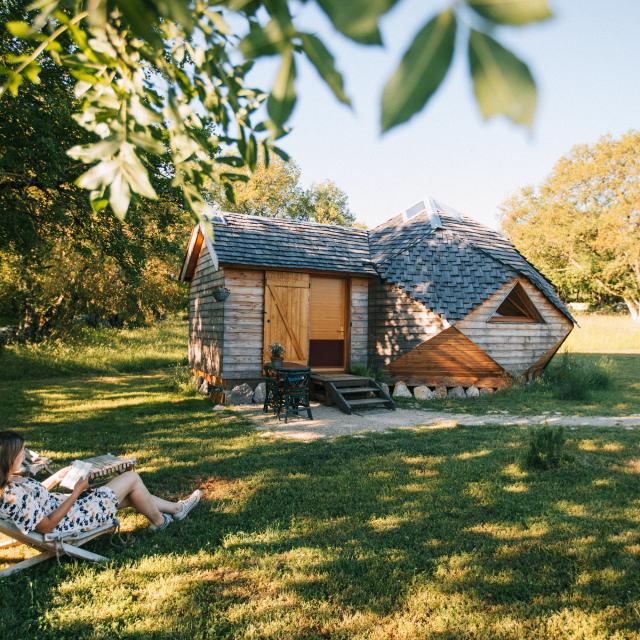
[
  {"x1": 455, "y1": 277, "x2": 573, "y2": 376},
  {"x1": 350, "y1": 278, "x2": 369, "y2": 366},
  {"x1": 368, "y1": 279, "x2": 449, "y2": 370},
  {"x1": 388, "y1": 326, "x2": 509, "y2": 388},
  {"x1": 222, "y1": 268, "x2": 265, "y2": 380},
  {"x1": 188, "y1": 245, "x2": 224, "y2": 376},
  {"x1": 527, "y1": 333, "x2": 571, "y2": 378}
]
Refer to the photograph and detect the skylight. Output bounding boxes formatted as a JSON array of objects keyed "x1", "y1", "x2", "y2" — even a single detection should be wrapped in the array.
[{"x1": 404, "y1": 200, "x2": 426, "y2": 220}]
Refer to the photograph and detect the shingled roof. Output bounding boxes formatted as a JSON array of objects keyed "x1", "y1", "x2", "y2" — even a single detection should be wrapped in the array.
[
  {"x1": 180, "y1": 201, "x2": 573, "y2": 324},
  {"x1": 208, "y1": 212, "x2": 376, "y2": 276},
  {"x1": 369, "y1": 199, "x2": 574, "y2": 323}
]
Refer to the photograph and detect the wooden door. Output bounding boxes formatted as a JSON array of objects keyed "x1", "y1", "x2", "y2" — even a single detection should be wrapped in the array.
[
  {"x1": 309, "y1": 276, "x2": 346, "y2": 368},
  {"x1": 263, "y1": 271, "x2": 310, "y2": 365}
]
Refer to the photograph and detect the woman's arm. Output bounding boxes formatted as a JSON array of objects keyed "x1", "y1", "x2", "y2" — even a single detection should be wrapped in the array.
[
  {"x1": 41, "y1": 466, "x2": 70, "y2": 491},
  {"x1": 34, "y1": 477, "x2": 90, "y2": 534}
]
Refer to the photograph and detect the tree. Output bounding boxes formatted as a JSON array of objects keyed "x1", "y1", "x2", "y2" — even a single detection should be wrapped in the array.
[
  {"x1": 215, "y1": 156, "x2": 304, "y2": 219},
  {"x1": 308, "y1": 180, "x2": 355, "y2": 227},
  {"x1": 0, "y1": 0, "x2": 552, "y2": 223},
  {"x1": 500, "y1": 131, "x2": 640, "y2": 321},
  {"x1": 215, "y1": 156, "x2": 355, "y2": 225},
  {"x1": 0, "y1": 0, "x2": 191, "y2": 340}
]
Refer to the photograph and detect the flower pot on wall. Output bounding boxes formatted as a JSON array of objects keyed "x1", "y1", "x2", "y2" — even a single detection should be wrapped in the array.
[{"x1": 212, "y1": 287, "x2": 230, "y2": 302}]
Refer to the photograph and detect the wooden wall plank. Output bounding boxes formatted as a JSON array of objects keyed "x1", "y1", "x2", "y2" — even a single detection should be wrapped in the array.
[
  {"x1": 368, "y1": 280, "x2": 449, "y2": 369},
  {"x1": 350, "y1": 278, "x2": 369, "y2": 366},
  {"x1": 388, "y1": 327, "x2": 509, "y2": 388},
  {"x1": 188, "y1": 244, "x2": 224, "y2": 376},
  {"x1": 455, "y1": 277, "x2": 573, "y2": 376},
  {"x1": 222, "y1": 267, "x2": 265, "y2": 379}
]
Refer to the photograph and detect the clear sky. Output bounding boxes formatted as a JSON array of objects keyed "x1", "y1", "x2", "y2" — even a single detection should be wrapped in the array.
[{"x1": 248, "y1": 0, "x2": 640, "y2": 230}]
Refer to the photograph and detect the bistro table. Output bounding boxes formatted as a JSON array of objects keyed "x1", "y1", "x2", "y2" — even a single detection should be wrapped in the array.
[{"x1": 263, "y1": 361, "x2": 313, "y2": 423}]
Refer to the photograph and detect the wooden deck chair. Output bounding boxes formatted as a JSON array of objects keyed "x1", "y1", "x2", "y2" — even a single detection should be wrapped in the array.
[
  {"x1": 0, "y1": 516, "x2": 118, "y2": 578},
  {"x1": 1, "y1": 451, "x2": 137, "y2": 577}
]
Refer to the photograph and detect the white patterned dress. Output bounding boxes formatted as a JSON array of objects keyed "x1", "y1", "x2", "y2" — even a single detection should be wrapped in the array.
[{"x1": 0, "y1": 477, "x2": 118, "y2": 535}]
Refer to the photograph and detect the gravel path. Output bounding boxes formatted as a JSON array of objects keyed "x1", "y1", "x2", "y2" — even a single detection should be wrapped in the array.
[{"x1": 227, "y1": 402, "x2": 640, "y2": 442}]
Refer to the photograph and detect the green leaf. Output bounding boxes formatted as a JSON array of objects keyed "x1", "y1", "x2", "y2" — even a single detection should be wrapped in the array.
[
  {"x1": 208, "y1": 11, "x2": 232, "y2": 36},
  {"x1": 247, "y1": 134, "x2": 258, "y2": 171},
  {"x1": 119, "y1": 143, "x2": 157, "y2": 199},
  {"x1": 109, "y1": 172, "x2": 131, "y2": 220},
  {"x1": 300, "y1": 33, "x2": 351, "y2": 106},
  {"x1": 24, "y1": 64, "x2": 41, "y2": 84},
  {"x1": 381, "y1": 11, "x2": 456, "y2": 132},
  {"x1": 467, "y1": 0, "x2": 552, "y2": 25},
  {"x1": 200, "y1": 217, "x2": 215, "y2": 243},
  {"x1": 114, "y1": 0, "x2": 162, "y2": 47},
  {"x1": 239, "y1": 20, "x2": 289, "y2": 58},
  {"x1": 271, "y1": 145, "x2": 290, "y2": 162},
  {"x1": 468, "y1": 29, "x2": 536, "y2": 126},
  {"x1": 220, "y1": 172, "x2": 250, "y2": 182},
  {"x1": 262, "y1": 140, "x2": 271, "y2": 168},
  {"x1": 223, "y1": 182, "x2": 236, "y2": 204},
  {"x1": 90, "y1": 197, "x2": 109, "y2": 213},
  {"x1": 217, "y1": 155, "x2": 245, "y2": 168},
  {"x1": 6, "y1": 72, "x2": 23, "y2": 97},
  {"x1": 75, "y1": 159, "x2": 118, "y2": 191},
  {"x1": 316, "y1": 0, "x2": 398, "y2": 45},
  {"x1": 153, "y1": 0, "x2": 194, "y2": 33},
  {"x1": 67, "y1": 139, "x2": 120, "y2": 163},
  {"x1": 267, "y1": 49, "x2": 297, "y2": 128},
  {"x1": 6, "y1": 21, "x2": 32, "y2": 38}
]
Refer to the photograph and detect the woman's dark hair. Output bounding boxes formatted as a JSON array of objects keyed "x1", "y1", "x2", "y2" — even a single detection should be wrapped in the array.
[{"x1": 0, "y1": 431, "x2": 24, "y2": 490}]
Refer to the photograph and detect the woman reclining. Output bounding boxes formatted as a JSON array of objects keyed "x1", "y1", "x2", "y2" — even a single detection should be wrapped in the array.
[{"x1": 0, "y1": 430, "x2": 201, "y2": 535}]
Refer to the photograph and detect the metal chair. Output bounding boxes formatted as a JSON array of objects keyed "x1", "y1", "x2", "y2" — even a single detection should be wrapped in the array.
[
  {"x1": 263, "y1": 364, "x2": 313, "y2": 423},
  {"x1": 274, "y1": 369, "x2": 313, "y2": 423}
]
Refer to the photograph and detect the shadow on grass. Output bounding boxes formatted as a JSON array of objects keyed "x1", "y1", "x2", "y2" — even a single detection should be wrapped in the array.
[{"x1": 2, "y1": 371, "x2": 640, "y2": 638}]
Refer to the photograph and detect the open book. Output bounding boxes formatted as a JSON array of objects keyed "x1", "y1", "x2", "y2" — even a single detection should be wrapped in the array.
[{"x1": 59, "y1": 454, "x2": 136, "y2": 490}]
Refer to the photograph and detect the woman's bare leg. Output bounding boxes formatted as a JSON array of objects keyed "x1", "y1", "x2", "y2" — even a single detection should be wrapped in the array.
[
  {"x1": 106, "y1": 471, "x2": 178, "y2": 526},
  {"x1": 118, "y1": 493, "x2": 181, "y2": 516},
  {"x1": 151, "y1": 495, "x2": 181, "y2": 514}
]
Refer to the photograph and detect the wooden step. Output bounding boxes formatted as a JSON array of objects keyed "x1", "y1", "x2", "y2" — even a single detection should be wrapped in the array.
[
  {"x1": 347, "y1": 398, "x2": 390, "y2": 407},
  {"x1": 339, "y1": 387, "x2": 381, "y2": 395},
  {"x1": 331, "y1": 378, "x2": 370, "y2": 388},
  {"x1": 311, "y1": 374, "x2": 396, "y2": 414}
]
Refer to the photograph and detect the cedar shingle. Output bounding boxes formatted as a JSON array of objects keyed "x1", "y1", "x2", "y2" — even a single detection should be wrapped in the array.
[{"x1": 209, "y1": 206, "x2": 573, "y2": 323}]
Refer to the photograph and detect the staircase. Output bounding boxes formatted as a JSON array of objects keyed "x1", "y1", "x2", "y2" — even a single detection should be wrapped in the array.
[{"x1": 310, "y1": 373, "x2": 395, "y2": 415}]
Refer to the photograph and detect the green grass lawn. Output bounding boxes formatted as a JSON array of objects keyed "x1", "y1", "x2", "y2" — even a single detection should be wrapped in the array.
[
  {"x1": 563, "y1": 314, "x2": 640, "y2": 354},
  {"x1": 1, "y1": 314, "x2": 640, "y2": 638},
  {"x1": 0, "y1": 317, "x2": 187, "y2": 381}
]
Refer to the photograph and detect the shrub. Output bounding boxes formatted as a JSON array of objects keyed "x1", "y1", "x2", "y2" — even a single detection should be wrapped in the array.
[
  {"x1": 523, "y1": 426, "x2": 568, "y2": 470},
  {"x1": 171, "y1": 363, "x2": 199, "y2": 396},
  {"x1": 544, "y1": 352, "x2": 613, "y2": 400}
]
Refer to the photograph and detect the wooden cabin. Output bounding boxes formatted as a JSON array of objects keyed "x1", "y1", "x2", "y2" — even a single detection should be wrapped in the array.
[
  {"x1": 179, "y1": 199, "x2": 574, "y2": 392},
  {"x1": 179, "y1": 213, "x2": 376, "y2": 389}
]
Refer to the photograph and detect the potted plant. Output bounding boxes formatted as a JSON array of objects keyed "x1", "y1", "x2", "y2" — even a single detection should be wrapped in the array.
[
  {"x1": 269, "y1": 342, "x2": 285, "y2": 367},
  {"x1": 212, "y1": 286, "x2": 230, "y2": 302}
]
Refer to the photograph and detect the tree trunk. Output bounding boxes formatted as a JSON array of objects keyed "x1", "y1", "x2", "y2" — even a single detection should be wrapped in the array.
[{"x1": 624, "y1": 298, "x2": 640, "y2": 323}]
